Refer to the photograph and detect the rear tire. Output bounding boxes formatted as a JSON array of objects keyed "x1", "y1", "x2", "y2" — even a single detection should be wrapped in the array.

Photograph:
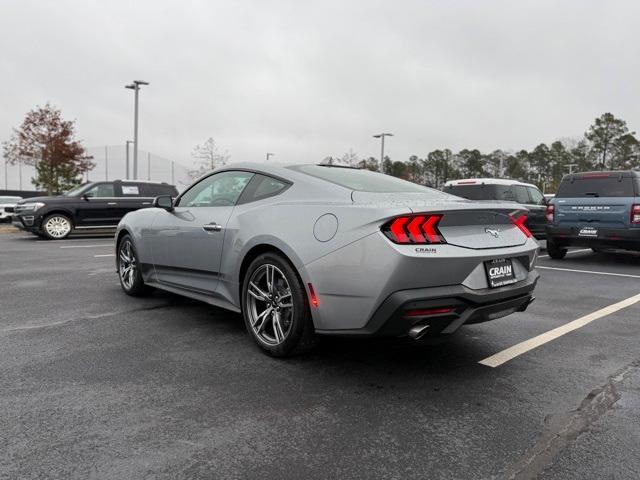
[
  {"x1": 546, "y1": 237, "x2": 567, "y2": 259},
  {"x1": 117, "y1": 235, "x2": 151, "y2": 296},
  {"x1": 242, "y1": 252, "x2": 317, "y2": 357}
]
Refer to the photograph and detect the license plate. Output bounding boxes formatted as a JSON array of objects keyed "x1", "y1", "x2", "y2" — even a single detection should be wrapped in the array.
[
  {"x1": 578, "y1": 227, "x2": 598, "y2": 237},
  {"x1": 485, "y1": 258, "x2": 517, "y2": 288}
]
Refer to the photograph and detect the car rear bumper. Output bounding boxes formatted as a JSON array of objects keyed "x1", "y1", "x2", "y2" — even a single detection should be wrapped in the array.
[
  {"x1": 547, "y1": 225, "x2": 640, "y2": 249},
  {"x1": 315, "y1": 270, "x2": 539, "y2": 337}
]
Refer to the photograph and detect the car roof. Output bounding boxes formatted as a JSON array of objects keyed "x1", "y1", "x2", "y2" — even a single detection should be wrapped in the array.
[
  {"x1": 563, "y1": 170, "x2": 640, "y2": 180},
  {"x1": 444, "y1": 178, "x2": 538, "y2": 188}
]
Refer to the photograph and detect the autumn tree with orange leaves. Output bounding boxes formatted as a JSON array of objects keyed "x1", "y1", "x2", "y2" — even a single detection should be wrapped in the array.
[{"x1": 3, "y1": 104, "x2": 94, "y2": 194}]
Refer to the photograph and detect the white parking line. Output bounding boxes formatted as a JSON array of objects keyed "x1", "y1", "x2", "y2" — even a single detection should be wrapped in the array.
[
  {"x1": 537, "y1": 265, "x2": 640, "y2": 279},
  {"x1": 59, "y1": 244, "x2": 113, "y2": 249},
  {"x1": 94, "y1": 254, "x2": 115, "y2": 257},
  {"x1": 479, "y1": 292, "x2": 640, "y2": 368},
  {"x1": 538, "y1": 248, "x2": 591, "y2": 259}
]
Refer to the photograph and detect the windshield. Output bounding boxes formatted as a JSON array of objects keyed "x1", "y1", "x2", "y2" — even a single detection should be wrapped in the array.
[
  {"x1": 63, "y1": 183, "x2": 92, "y2": 197},
  {"x1": 556, "y1": 176, "x2": 636, "y2": 198},
  {"x1": 444, "y1": 184, "x2": 531, "y2": 203},
  {"x1": 288, "y1": 165, "x2": 430, "y2": 193}
]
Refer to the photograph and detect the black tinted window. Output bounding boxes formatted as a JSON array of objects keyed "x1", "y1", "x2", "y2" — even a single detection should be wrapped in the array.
[
  {"x1": 240, "y1": 174, "x2": 289, "y2": 203},
  {"x1": 445, "y1": 184, "x2": 510, "y2": 201},
  {"x1": 142, "y1": 184, "x2": 178, "y2": 196},
  {"x1": 556, "y1": 176, "x2": 636, "y2": 198}
]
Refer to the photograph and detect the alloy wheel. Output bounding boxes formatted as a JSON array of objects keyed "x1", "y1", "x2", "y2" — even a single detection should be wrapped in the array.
[
  {"x1": 246, "y1": 263, "x2": 294, "y2": 346},
  {"x1": 119, "y1": 240, "x2": 137, "y2": 291},
  {"x1": 44, "y1": 216, "x2": 71, "y2": 238}
]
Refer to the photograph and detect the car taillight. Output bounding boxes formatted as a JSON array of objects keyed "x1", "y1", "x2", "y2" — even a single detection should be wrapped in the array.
[
  {"x1": 511, "y1": 212, "x2": 532, "y2": 238},
  {"x1": 545, "y1": 204, "x2": 555, "y2": 222},
  {"x1": 382, "y1": 214, "x2": 445, "y2": 244},
  {"x1": 632, "y1": 205, "x2": 640, "y2": 224}
]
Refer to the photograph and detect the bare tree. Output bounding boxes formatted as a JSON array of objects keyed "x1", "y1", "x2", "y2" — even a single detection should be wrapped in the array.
[{"x1": 188, "y1": 137, "x2": 229, "y2": 180}]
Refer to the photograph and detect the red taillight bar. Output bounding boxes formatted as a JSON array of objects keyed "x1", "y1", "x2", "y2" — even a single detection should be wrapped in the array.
[
  {"x1": 382, "y1": 214, "x2": 445, "y2": 244},
  {"x1": 511, "y1": 212, "x2": 532, "y2": 238}
]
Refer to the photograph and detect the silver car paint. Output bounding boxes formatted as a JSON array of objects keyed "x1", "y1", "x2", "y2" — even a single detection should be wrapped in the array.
[{"x1": 116, "y1": 162, "x2": 539, "y2": 332}]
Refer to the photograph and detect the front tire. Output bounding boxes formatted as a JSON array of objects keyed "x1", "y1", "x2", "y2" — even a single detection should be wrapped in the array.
[
  {"x1": 242, "y1": 253, "x2": 317, "y2": 357},
  {"x1": 42, "y1": 213, "x2": 73, "y2": 240},
  {"x1": 117, "y1": 235, "x2": 150, "y2": 296},
  {"x1": 546, "y1": 237, "x2": 567, "y2": 259}
]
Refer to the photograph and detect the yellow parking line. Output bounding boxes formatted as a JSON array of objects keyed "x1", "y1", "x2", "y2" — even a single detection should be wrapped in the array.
[{"x1": 479, "y1": 292, "x2": 640, "y2": 368}]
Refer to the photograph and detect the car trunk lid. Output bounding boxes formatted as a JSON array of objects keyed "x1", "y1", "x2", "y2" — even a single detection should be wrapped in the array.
[{"x1": 351, "y1": 191, "x2": 529, "y2": 249}]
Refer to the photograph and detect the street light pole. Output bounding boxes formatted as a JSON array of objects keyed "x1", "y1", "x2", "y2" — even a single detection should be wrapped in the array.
[
  {"x1": 266, "y1": 152, "x2": 274, "y2": 161},
  {"x1": 373, "y1": 133, "x2": 393, "y2": 173},
  {"x1": 566, "y1": 163, "x2": 578, "y2": 175},
  {"x1": 125, "y1": 140, "x2": 133, "y2": 180},
  {"x1": 125, "y1": 80, "x2": 149, "y2": 180}
]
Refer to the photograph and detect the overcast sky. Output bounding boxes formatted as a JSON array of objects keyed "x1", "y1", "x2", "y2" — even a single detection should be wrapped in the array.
[{"x1": 1, "y1": 0, "x2": 639, "y2": 181}]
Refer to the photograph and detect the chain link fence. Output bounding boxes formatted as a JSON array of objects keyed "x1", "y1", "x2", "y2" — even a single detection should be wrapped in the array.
[{"x1": 2, "y1": 145, "x2": 192, "y2": 192}]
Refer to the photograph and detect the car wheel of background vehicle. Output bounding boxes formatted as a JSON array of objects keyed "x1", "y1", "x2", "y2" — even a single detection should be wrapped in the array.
[
  {"x1": 242, "y1": 252, "x2": 317, "y2": 357},
  {"x1": 117, "y1": 235, "x2": 150, "y2": 296},
  {"x1": 546, "y1": 237, "x2": 567, "y2": 259},
  {"x1": 42, "y1": 214, "x2": 73, "y2": 240}
]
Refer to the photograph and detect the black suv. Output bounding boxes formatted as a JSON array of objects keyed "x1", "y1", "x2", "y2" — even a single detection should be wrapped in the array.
[{"x1": 12, "y1": 180, "x2": 178, "y2": 239}]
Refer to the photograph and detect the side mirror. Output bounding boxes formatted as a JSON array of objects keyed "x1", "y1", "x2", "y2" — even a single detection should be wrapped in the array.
[
  {"x1": 153, "y1": 195, "x2": 174, "y2": 212},
  {"x1": 81, "y1": 193, "x2": 90, "y2": 201}
]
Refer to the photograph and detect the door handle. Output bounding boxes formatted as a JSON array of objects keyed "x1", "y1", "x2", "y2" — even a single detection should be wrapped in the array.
[
  {"x1": 107, "y1": 202, "x2": 118, "y2": 206},
  {"x1": 202, "y1": 222, "x2": 223, "y2": 232}
]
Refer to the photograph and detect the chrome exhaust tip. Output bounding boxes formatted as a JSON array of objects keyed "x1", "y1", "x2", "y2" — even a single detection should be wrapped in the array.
[{"x1": 408, "y1": 323, "x2": 430, "y2": 340}]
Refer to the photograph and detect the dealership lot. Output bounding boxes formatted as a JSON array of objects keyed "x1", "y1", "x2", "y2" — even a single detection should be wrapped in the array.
[{"x1": 1, "y1": 231, "x2": 639, "y2": 479}]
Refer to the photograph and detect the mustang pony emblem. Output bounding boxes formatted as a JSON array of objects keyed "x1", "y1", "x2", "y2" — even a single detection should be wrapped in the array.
[{"x1": 485, "y1": 228, "x2": 500, "y2": 238}]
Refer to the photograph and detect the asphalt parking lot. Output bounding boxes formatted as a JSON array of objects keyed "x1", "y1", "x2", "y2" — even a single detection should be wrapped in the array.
[{"x1": 1, "y1": 229, "x2": 639, "y2": 479}]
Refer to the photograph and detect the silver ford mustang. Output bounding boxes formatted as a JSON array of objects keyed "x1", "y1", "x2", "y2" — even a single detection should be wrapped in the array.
[{"x1": 115, "y1": 163, "x2": 539, "y2": 356}]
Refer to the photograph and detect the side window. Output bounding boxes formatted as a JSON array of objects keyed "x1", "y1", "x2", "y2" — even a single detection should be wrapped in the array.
[
  {"x1": 527, "y1": 186, "x2": 545, "y2": 205},
  {"x1": 177, "y1": 171, "x2": 254, "y2": 207},
  {"x1": 239, "y1": 174, "x2": 290, "y2": 204},
  {"x1": 85, "y1": 183, "x2": 115, "y2": 198},
  {"x1": 118, "y1": 183, "x2": 141, "y2": 197},
  {"x1": 513, "y1": 185, "x2": 530, "y2": 204},
  {"x1": 143, "y1": 184, "x2": 178, "y2": 197}
]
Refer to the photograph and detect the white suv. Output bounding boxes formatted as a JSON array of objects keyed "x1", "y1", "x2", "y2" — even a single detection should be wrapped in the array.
[{"x1": 0, "y1": 196, "x2": 22, "y2": 222}]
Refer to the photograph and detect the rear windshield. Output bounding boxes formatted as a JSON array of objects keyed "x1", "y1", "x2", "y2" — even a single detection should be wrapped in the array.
[
  {"x1": 288, "y1": 165, "x2": 429, "y2": 193},
  {"x1": 444, "y1": 184, "x2": 531, "y2": 203},
  {"x1": 556, "y1": 176, "x2": 636, "y2": 198}
]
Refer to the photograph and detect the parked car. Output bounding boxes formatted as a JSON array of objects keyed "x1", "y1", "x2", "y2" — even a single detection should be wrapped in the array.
[
  {"x1": 443, "y1": 178, "x2": 548, "y2": 239},
  {"x1": 0, "y1": 196, "x2": 22, "y2": 222},
  {"x1": 116, "y1": 163, "x2": 539, "y2": 357},
  {"x1": 12, "y1": 180, "x2": 178, "y2": 239},
  {"x1": 546, "y1": 171, "x2": 640, "y2": 258}
]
